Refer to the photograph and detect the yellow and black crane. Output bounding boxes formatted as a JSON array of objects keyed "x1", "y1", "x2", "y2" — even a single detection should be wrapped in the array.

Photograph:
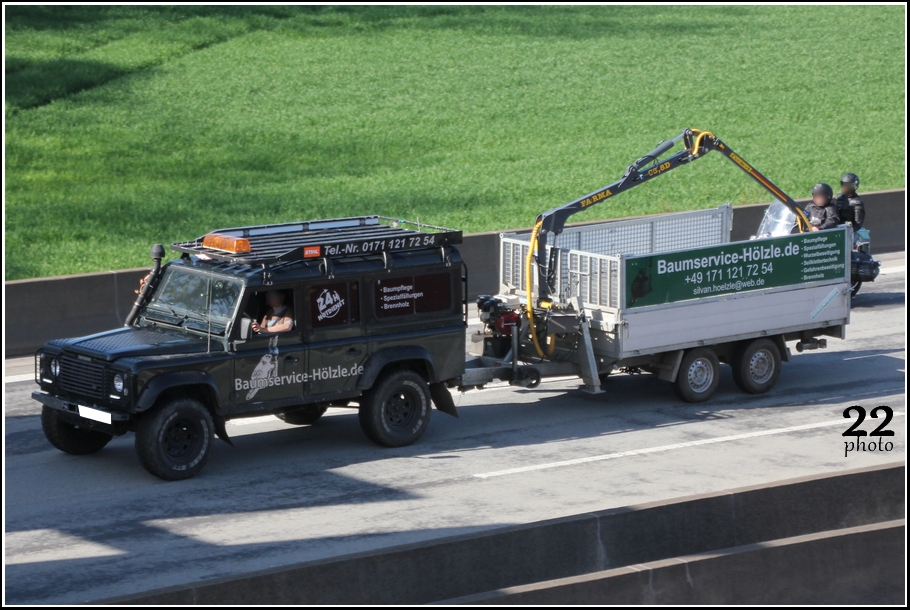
[
  {"x1": 529, "y1": 129, "x2": 811, "y2": 308},
  {"x1": 522, "y1": 129, "x2": 813, "y2": 358}
]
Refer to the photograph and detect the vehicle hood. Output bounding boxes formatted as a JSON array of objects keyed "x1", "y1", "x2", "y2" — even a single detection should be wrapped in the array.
[{"x1": 63, "y1": 327, "x2": 216, "y2": 361}]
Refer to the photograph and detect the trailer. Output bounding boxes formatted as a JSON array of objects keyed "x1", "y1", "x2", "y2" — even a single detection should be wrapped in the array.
[{"x1": 460, "y1": 130, "x2": 852, "y2": 402}]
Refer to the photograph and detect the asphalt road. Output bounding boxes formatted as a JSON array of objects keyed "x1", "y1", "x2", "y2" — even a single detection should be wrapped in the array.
[{"x1": 4, "y1": 256, "x2": 906, "y2": 604}]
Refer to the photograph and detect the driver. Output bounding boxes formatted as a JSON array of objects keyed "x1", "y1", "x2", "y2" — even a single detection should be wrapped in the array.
[
  {"x1": 833, "y1": 172, "x2": 865, "y2": 232},
  {"x1": 804, "y1": 183, "x2": 840, "y2": 232},
  {"x1": 251, "y1": 290, "x2": 294, "y2": 334}
]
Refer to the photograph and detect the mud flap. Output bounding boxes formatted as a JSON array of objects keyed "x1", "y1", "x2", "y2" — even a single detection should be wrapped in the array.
[
  {"x1": 430, "y1": 382, "x2": 458, "y2": 418},
  {"x1": 214, "y1": 416, "x2": 234, "y2": 447}
]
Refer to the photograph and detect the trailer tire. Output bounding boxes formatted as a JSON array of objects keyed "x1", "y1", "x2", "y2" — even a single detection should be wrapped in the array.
[
  {"x1": 731, "y1": 338, "x2": 781, "y2": 394},
  {"x1": 673, "y1": 348, "x2": 720, "y2": 403},
  {"x1": 276, "y1": 405, "x2": 328, "y2": 426},
  {"x1": 359, "y1": 370, "x2": 431, "y2": 447},
  {"x1": 136, "y1": 398, "x2": 214, "y2": 481},
  {"x1": 41, "y1": 406, "x2": 113, "y2": 455}
]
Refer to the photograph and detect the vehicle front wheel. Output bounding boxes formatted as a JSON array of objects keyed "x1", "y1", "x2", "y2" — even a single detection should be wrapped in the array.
[
  {"x1": 731, "y1": 338, "x2": 782, "y2": 394},
  {"x1": 41, "y1": 406, "x2": 112, "y2": 455},
  {"x1": 673, "y1": 347, "x2": 720, "y2": 403},
  {"x1": 851, "y1": 281, "x2": 862, "y2": 298},
  {"x1": 276, "y1": 405, "x2": 328, "y2": 426},
  {"x1": 136, "y1": 398, "x2": 214, "y2": 481},
  {"x1": 359, "y1": 370, "x2": 431, "y2": 447}
]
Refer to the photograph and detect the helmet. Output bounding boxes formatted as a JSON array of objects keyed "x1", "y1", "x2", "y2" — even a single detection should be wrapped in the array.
[
  {"x1": 811, "y1": 183, "x2": 833, "y2": 199},
  {"x1": 840, "y1": 172, "x2": 859, "y2": 190}
]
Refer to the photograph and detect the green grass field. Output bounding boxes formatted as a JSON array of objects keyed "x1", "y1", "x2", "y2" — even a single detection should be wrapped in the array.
[{"x1": 5, "y1": 5, "x2": 905, "y2": 280}]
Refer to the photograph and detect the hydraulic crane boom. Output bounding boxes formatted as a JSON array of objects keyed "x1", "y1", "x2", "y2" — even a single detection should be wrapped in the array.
[{"x1": 531, "y1": 129, "x2": 812, "y2": 305}]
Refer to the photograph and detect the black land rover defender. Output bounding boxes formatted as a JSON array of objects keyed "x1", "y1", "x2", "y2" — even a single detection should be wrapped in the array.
[{"x1": 33, "y1": 216, "x2": 466, "y2": 480}]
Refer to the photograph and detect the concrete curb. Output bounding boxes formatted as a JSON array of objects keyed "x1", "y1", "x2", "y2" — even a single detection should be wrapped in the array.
[
  {"x1": 445, "y1": 520, "x2": 906, "y2": 605},
  {"x1": 99, "y1": 462, "x2": 905, "y2": 605}
]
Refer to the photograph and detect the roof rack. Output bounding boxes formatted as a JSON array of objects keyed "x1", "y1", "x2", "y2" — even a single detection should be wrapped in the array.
[{"x1": 171, "y1": 216, "x2": 462, "y2": 265}]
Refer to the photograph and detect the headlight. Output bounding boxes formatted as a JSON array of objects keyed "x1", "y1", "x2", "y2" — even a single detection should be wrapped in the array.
[
  {"x1": 51, "y1": 359, "x2": 60, "y2": 376},
  {"x1": 113, "y1": 374, "x2": 124, "y2": 393}
]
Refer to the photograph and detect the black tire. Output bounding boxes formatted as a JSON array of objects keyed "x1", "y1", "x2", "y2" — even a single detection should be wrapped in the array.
[
  {"x1": 673, "y1": 347, "x2": 720, "y2": 403},
  {"x1": 276, "y1": 405, "x2": 328, "y2": 426},
  {"x1": 41, "y1": 406, "x2": 113, "y2": 455},
  {"x1": 851, "y1": 282, "x2": 862, "y2": 298},
  {"x1": 135, "y1": 398, "x2": 214, "y2": 481},
  {"x1": 731, "y1": 338, "x2": 782, "y2": 394},
  {"x1": 524, "y1": 367, "x2": 542, "y2": 389},
  {"x1": 359, "y1": 370, "x2": 431, "y2": 447}
]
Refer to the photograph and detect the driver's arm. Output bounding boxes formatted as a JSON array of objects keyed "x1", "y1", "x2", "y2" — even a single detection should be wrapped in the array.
[{"x1": 266, "y1": 316, "x2": 294, "y2": 333}]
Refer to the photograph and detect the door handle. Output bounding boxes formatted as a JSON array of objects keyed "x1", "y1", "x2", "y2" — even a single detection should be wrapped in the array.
[
  {"x1": 284, "y1": 356, "x2": 299, "y2": 363},
  {"x1": 346, "y1": 348, "x2": 363, "y2": 358}
]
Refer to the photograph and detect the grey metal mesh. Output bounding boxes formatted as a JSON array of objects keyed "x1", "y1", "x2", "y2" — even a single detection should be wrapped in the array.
[{"x1": 500, "y1": 205, "x2": 732, "y2": 310}]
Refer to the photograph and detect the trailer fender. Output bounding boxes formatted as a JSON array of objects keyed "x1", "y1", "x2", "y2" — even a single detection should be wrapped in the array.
[
  {"x1": 657, "y1": 350, "x2": 685, "y2": 382},
  {"x1": 772, "y1": 334, "x2": 791, "y2": 363}
]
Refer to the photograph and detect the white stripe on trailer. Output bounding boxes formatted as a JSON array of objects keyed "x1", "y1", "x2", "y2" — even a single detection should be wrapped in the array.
[{"x1": 810, "y1": 287, "x2": 841, "y2": 320}]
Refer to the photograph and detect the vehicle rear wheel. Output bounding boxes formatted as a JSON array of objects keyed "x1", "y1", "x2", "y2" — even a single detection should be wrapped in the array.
[
  {"x1": 276, "y1": 405, "x2": 328, "y2": 426},
  {"x1": 672, "y1": 347, "x2": 720, "y2": 403},
  {"x1": 41, "y1": 406, "x2": 113, "y2": 455},
  {"x1": 359, "y1": 370, "x2": 431, "y2": 447},
  {"x1": 136, "y1": 397, "x2": 214, "y2": 481},
  {"x1": 731, "y1": 338, "x2": 782, "y2": 394}
]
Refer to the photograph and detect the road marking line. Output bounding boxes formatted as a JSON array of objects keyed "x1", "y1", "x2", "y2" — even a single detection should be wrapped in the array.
[
  {"x1": 5, "y1": 373, "x2": 35, "y2": 384},
  {"x1": 879, "y1": 266, "x2": 904, "y2": 275},
  {"x1": 474, "y1": 413, "x2": 905, "y2": 479},
  {"x1": 843, "y1": 352, "x2": 904, "y2": 361}
]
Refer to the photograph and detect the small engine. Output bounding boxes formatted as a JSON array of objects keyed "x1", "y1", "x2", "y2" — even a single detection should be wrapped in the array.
[
  {"x1": 474, "y1": 294, "x2": 523, "y2": 359},
  {"x1": 476, "y1": 294, "x2": 522, "y2": 336}
]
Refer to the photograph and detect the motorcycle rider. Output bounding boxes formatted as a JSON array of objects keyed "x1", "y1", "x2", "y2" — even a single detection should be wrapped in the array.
[
  {"x1": 833, "y1": 172, "x2": 865, "y2": 232},
  {"x1": 804, "y1": 183, "x2": 840, "y2": 232}
]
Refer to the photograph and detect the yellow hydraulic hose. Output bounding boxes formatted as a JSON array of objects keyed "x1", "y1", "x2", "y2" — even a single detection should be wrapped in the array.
[{"x1": 526, "y1": 219, "x2": 547, "y2": 357}]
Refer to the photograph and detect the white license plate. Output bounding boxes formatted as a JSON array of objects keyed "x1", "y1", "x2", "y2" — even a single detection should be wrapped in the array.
[{"x1": 77, "y1": 405, "x2": 112, "y2": 425}]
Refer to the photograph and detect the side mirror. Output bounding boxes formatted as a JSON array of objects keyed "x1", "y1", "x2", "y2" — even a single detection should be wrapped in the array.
[{"x1": 239, "y1": 318, "x2": 253, "y2": 340}]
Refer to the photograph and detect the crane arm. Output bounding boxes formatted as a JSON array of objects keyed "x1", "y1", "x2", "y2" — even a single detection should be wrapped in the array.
[{"x1": 532, "y1": 129, "x2": 811, "y2": 305}]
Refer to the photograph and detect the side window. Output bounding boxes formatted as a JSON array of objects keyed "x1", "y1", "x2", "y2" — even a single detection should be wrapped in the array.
[
  {"x1": 309, "y1": 281, "x2": 360, "y2": 328},
  {"x1": 375, "y1": 272, "x2": 452, "y2": 318},
  {"x1": 243, "y1": 288, "x2": 296, "y2": 334}
]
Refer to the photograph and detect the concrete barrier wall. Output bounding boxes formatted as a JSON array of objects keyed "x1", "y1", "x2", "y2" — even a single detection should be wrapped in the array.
[
  {"x1": 5, "y1": 189, "x2": 904, "y2": 356},
  {"x1": 103, "y1": 462, "x2": 904, "y2": 605},
  {"x1": 451, "y1": 520, "x2": 905, "y2": 605}
]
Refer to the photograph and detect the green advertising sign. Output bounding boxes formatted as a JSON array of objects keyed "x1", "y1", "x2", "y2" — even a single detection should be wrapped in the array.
[{"x1": 624, "y1": 229, "x2": 847, "y2": 308}]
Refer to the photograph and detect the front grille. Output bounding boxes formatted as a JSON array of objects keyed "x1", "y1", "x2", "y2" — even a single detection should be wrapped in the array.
[{"x1": 58, "y1": 355, "x2": 108, "y2": 402}]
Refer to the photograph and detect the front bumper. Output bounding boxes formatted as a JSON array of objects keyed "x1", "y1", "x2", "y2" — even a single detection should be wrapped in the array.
[{"x1": 32, "y1": 391, "x2": 131, "y2": 435}]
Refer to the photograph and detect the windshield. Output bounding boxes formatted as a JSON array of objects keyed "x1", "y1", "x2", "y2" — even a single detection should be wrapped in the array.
[
  {"x1": 754, "y1": 201, "x2": 797, "y2": 239},
  {"x1": 145, "y1": 267, "x2": 242, "y2": 327}
]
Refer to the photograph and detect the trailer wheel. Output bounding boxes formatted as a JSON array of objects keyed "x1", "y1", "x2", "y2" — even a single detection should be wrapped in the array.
[
  {"x1": 41, "y1": 406, "x2": 113, "y2": 455},
  {"x1": 359, "y1": 370, "x2": 431, "y2": 447},
  {"x1": 135, "y1": 398, "x2": 214, "y2": 481},
  {"x1": 673, "y1": 348, "x2": 720, "y2": 403},
  {"x1": 276, "y1": 405, "x2": 328, "y2": 426},
  {"x1": 731, "y1": 338, "x2": 781, "y2": 394}
]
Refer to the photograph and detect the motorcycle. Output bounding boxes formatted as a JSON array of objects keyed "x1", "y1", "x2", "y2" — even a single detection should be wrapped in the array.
[{"x1": 752, "y1": 201, "x2": 879, "y2": 298}]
